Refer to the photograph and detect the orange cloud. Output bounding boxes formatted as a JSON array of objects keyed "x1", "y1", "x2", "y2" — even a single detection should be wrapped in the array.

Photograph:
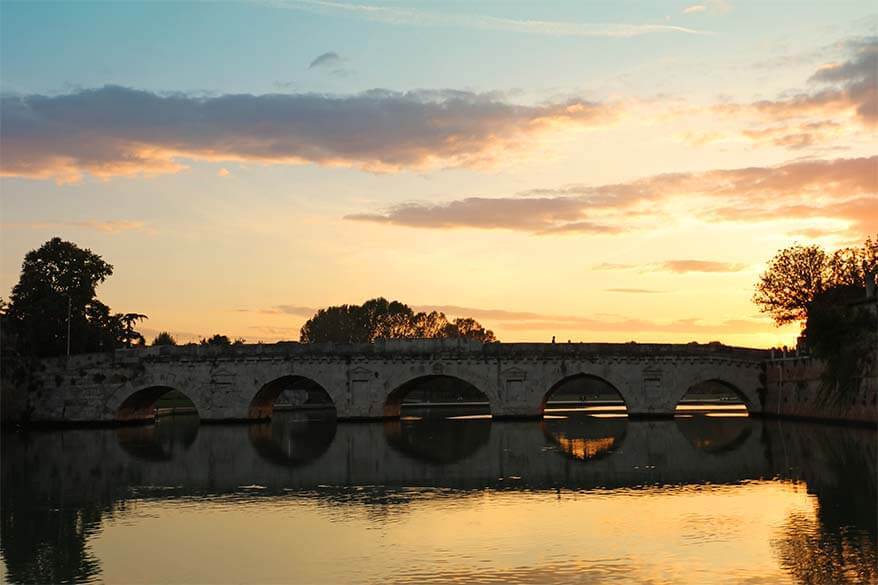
[
  {"x1": 739, "y1": 120, "x2": 845, "y2": 149},
  {"x1": 0, "y1": 86, "x2": 615, "y2": 182},
  {"x1": 347, "y1": 155, "x2": 876, "y2": 237}
]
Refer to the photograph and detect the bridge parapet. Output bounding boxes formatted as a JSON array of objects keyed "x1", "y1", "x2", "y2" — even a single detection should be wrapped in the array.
[{"x1": 92, "y1": 340, "x2": 770, "y2": 363}]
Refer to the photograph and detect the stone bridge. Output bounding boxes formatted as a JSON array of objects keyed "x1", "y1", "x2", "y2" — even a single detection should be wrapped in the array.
[{"x1": 26, "y1": 340, "x2": 768, "y2": 423}]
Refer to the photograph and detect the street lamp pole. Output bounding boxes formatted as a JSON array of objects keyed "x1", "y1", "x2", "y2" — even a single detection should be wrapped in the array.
[{"x1": 66, "y1": 295, "x2": 71, "y2": 359}]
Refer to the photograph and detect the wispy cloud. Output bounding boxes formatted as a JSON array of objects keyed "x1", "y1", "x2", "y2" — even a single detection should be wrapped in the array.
[
  {"x1": 279, "y1": 0, "x2": 708, "y2": 37},
  {"x1": 236, "y1": 305, "x2": 317, "y2": 316},
  {"x1": 0, "y1": 219, "x2": 149, "y2": 234},
  {"x1": 347, "y1": 155, "x2": 876, "y2": 237},
  {"x1": 0, "y1": 86, "x2": 614, "y2": 182},
  {"x1": 413, "y1": 303, "x2": 770, "y2": 335},
  {"x1": 595, "y1": 261, "x2": 746, "y2": 274},
  {"x1": 308, "y1": 51, "x2": 352, "y2": 76},
  {"x1": 411, "y1": 305, "x2": 545, "y2": 321},
  {"x1": 239, "y1": 301, "x2": 772, "y2": 338},
  {"x1": 681, "y1": 1, "x2": 731, "y2": 15},
  {"x1": 658, "y1": 260, "x2": 746, "y2": 273},
  {"x1": 739, "y1": 120, "x2": 844, "y2": 149},
  {"x1": 604, "y1": 288, "x2": 666, "y2": 294},
  {"x1": 308, "y1": 51, "x2": 342, "y2": 69}
]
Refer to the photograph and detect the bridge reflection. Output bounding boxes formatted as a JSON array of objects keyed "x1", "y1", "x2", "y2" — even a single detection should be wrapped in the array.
[
  {"x1": 116, "y1": 413, "x2": 200, "y2": 461},
  {"x1": 1, "y1": 416, "x2": 875, "y2": 584},
  {"x1": 248, "y1": 409, "x2": 337, "y2": 467},
  {"x1": 384, "y1": 411, "x2": 492, "y2": 465},
  {"x1": 541, "y1": 415, "x2": 627, "y2": 461},
  {"x1": 675, "y1": 415, "x2": 753, "y2": 453}
]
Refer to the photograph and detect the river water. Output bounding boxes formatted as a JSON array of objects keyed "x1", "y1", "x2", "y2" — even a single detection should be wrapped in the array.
[{"x1": 1, "y1": 410, "x2": 876, "y2": 584}]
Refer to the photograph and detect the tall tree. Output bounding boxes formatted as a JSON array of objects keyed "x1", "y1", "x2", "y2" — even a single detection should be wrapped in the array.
[
  {"x1": 753, "y1": 244, "x2": 828, "y2": 326},
  {"x1": 753, "y1": 237, "x2": 877, "y2": 326},
  {"x1": 5, "y1": 238, "x2": 147, "y2": 356}
]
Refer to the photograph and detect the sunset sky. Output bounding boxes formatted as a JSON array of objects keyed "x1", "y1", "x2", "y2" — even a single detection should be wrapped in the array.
[{"x1": 1, "y1": 1, "x2": 875, "y2": 347}]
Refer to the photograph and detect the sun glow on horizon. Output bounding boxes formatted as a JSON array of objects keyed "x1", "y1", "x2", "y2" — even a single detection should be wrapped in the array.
[{"x1": 0, "y1": 2, "x2": 873, "y2": 350}]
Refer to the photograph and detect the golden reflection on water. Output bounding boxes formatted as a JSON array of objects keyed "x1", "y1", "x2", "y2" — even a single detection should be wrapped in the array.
[
  {"x1": 545, "y1": 405, "x2": 627, "y2": 413},
  {"x1": 444, "y1": 414, "x2": 493, "y2": 420},
  {"x1": 676, "y1": 404, "x2": 748, "y2": 412},
  {"x1": 87, "y1": 482, "x2": 819, "y2": 585},
  {"x1": 553, "y1": 435, "x2": 618, "y2": 460}
]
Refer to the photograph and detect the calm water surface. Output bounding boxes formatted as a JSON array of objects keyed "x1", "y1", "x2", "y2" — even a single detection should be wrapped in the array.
[{"x1": 2, "y1": 411, "x2": 876, "y2": 584}]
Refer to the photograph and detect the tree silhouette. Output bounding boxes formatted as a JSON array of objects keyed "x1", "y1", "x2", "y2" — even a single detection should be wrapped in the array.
[
  {"x1": 5, "y1": 238, "x2": 147, "y2": 356},
  {"x1": 152, "y1": 331, "x2": 178, "y2": 346},
  {"x1": 199, "y1": 334, "x2": 245, "y2": 346},
  {"x1": 117, "y1": 313, "x2": 148, "y2": 348},
  {"x1": 442, "y1": 317, "x2": 497, "y2": 342},
  {"x1": 754, "y1": 237, "x2": 877, "y2": 326},
  {"x1": 300, "y1": 298, "x2": 497, "y2": 343}
]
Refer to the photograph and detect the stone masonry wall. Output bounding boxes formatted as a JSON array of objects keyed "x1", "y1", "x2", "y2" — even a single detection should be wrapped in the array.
[{"x1": 763, "y1": 355, "x2": 878, "y2": 424}]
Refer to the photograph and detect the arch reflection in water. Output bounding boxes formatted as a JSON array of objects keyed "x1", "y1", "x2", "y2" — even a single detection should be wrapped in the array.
[
  {"x1": 384, "y1": 416, "x2": 491, "y2": 464},
  {"x1": 248, "y1": 410, "x2": 337, "y2": 467},
  {"x1": 543, "y1": 374, "x2": 628, "y2": 417},
  {"x1": 675, "y1": 414, "x2": 753, "y2": 454},
  {"x1": 115, "y1": 414, "x2": 200, "y2": 461},
  {"x1": 386, "y1": 375, "x2": 491, "y2": 419},
  {"x1": 542, "y1": 414, "x2": 628, "y2": 462},
  {"x1": 116, "y1": 386, "x2": 199, "y2": 423},
  {"x1": 676, "y1": 379, "x2": 749, "y2": 417}
]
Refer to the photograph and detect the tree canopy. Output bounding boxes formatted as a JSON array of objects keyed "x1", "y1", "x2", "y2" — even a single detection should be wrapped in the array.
[
  {"x1": 152, "y1": 331, "x2": 178, "y2": 346},
  {"x1": 4, "y1": 238, "x2": 147, "y2": 356},
  {"x1": 199, "y1": 334, "x2": 245, "y2": 346},
  {"x1": 753, "y1": 236, "x2": 877, "y2": 326},
  {"x1": 754, "y1": 236, "x2": 877, "y2": 401},
  {"x1": 300, "y1": 298, "x2": 497, "y2": 343}
]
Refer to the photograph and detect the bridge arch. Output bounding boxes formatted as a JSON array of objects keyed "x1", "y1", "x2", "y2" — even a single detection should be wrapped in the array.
[
  {"x1": 115, "y1": 385, "x2": 201, "y2": 423},
  {"x1": 384, "y1": 374, "x2": 493, "y2": 418},
  {"x1": 675, "y1": 378, "x2": 751, "y2": 416},
  {"x1": 249, "y1": 375, "x2": 336, "y2": 420},
  {"x1": 541, "y1": 373, "x2": 629, "y2": 417}
]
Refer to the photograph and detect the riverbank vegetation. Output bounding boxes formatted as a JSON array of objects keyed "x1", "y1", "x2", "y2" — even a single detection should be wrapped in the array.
[{"x1": 754, "y1": 236, "x2": 877, "y2": 402}]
